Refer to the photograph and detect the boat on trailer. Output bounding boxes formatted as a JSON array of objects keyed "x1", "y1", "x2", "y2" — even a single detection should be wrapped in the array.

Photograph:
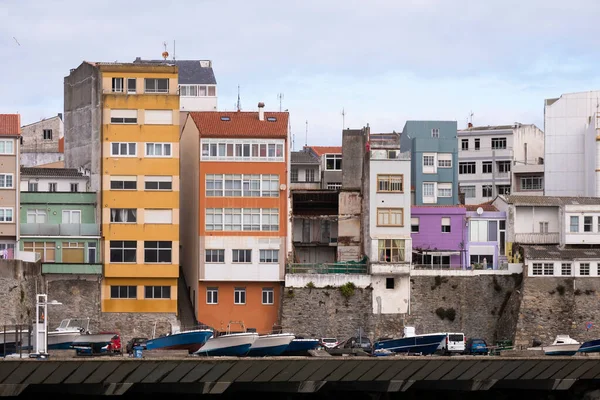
[
  {"x1": 247, "y1": 333, "x2": 295, "y2": 357},
  {"x1": 195, "y1": 321, "x2": 258, "y2": 357},
  {"x1": 144, "y1": 321, "x2": 213, "y2": 354},
  {"x1": 372, "y1": 327, "x2": 447, "y2": 355},
  {"x1": 543, "y1": 335, "x2": 580, "y2": 356},
  {"x1": 578, "y1": 338, "x2": 600, "y2": 353}
]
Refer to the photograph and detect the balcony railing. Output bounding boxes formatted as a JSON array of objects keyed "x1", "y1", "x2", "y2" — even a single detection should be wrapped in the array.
[
  {"x1": 514, "y1": 232, "x2": 559, "y2": 244},
  {"x1": 42, "y1": 263, "x2": 102, "y2": 275},
  {"x1": 412, "y1": 264, "x2": 464, "y2": 270},
  {"x1": 286, "y1": 263, "x2": 368, "y2": 274},
  {"x1": 21, "y1": 223, "x2": 100, "y2": 236}
]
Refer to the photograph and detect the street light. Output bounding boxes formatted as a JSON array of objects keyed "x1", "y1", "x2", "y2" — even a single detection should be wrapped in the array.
[{"x1": 30, "y1": 294, "x2": 62, "y2": 359}]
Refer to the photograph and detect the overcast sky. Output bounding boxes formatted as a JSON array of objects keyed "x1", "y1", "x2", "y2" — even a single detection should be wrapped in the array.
[{"x1": 2, "y1": 0, "x2": 600, "y2": 147}]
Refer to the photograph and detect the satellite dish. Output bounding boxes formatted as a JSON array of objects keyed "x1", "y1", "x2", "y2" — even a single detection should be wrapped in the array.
[
  {"x1": 279, "y1": 184, "x2": 287, "y2": 190},
  {"x1": 476, "y1": 207, "x2": 484, "y2": 215}
]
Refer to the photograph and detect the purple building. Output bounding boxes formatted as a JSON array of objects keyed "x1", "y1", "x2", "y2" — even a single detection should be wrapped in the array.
[
  {"x1": 411, "y1": 206, "x2": 468, "y2": 268},
  {"x1": 465, "y1": 204, "x2": 507, "y2": 270}
]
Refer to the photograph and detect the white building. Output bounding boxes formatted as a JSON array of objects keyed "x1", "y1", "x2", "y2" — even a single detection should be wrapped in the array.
[
  {"x1": 367, "y1": 133, "x2": 412, "y2": 315},
  {"x1": 458, "y1": 123, "x2": 544, "y2": 205},
  {"x1": 20, "y1": 167, "x2": 89, "y2": 192},
  {"x1": 544, "y1": 90, "x2": 600, "y2": 197},
  {"x1": 20, "y1": 114, "x2": 64, "y2": 168}
]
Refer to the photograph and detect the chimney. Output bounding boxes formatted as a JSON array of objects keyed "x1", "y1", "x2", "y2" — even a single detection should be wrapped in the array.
[
  {"x1": 58, "y1": 113, "x2": 63, "y2": 121},
  {"x1": 258, "y1": 102, "x2": 265, "y2": 121},
  {"x1": 468, "y1": 122, "x2": 473, "y2": 128}
]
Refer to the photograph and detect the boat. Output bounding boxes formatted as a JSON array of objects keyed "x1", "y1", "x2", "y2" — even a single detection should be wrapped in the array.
[
  {"x1": 71, "y1": 332, "x2": 122, "y2": 356},
  {"x1": 372, "y1": 327, "x2": 447, "y2": 355},
  {"x1": 144, "y1": 321, "x2": 213, "y2": 354},
  {"x1": 578, "y1": 338, "x2": 600, "y2": 353},
  {"x1": 281, "y1": 337, "x2": 320, "y2": 356},
  {"x1": 195, "y1": 332, "x2": 258, "y2": 356},
  {"x1": 47, "y1": 318, "x2": 90, "y2": 350},
  {"x1": 247, "y1": 333, "x2": 295, "y2": 357},
  {"x1": 543, "y1": 335, "x2": 581, "y2": 356}
]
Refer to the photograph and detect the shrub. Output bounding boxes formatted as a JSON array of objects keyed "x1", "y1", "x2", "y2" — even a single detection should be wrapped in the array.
[
  {"x1": 556, "y1": 285, "x2": 566, "y2": 296},
  {"x1": 435, "y1": 307, "x2": 446, "y2": 320},
  {"x1": 574, "y1": 289, "x2": 582, "y2": 296},
  {"x1": 445, "y1": 308, "x2": 456, "y2": 322},
  {"x1": 286, "y1": 289, "x2": 295, "y2": 299},
  {"x1": 339, "y1": 282, "x2": 356, "y2": 300}
]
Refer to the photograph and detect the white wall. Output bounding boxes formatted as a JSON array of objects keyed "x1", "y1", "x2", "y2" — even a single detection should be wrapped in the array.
[
  {"x1": 514, "y1": 206, "x2": 559, "y2": 234},
  {"x1": 371, "y1": 275, "x2": 410, "y2": 314},
  {"x1": 20, "y1": 176, "x2": 89, "y2": 192},
  {"x1": 180, "y1": 97, "x2": 217, "y2": 112},
  {"x1": 564, "y1": 204, "x2": 600, "y2": 244},
  {"x1": 513, "y1": 124, "x2": 545, "y2": 164},
  {"x1": 527, "y1": 260, "x2": 597, "y2": 277}
]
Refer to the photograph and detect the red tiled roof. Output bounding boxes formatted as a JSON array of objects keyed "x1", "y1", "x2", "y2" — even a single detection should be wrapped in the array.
[
  {"x1": 0, "y1": 114, "x2": 20, "y2": 135},
  {"x1": 308, "y1": 146, "x2": 342, "y2": 156},
  {"x1": 465, "y1": 201, "x2": 498, "y2": 212},
  {"x1": 190, "y1": 111, "x2": 288, "y2": 138}
]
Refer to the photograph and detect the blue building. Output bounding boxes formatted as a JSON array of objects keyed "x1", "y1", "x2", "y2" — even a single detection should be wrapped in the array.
[{"x1": 400, "y1": 121, "x2": 459, "y2": 205}]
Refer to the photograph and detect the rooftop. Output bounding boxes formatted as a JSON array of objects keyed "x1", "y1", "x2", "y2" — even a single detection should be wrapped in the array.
[
  {"x1": 21, "y1": 167, "x2": 85, "y2": 178},
  {"x1": 190, "y1": 111, "x2": 288, "y2": 138},
  {"x1": 458, "y1": 124, "x2": 518, "y2": 132},
  {"x1": 523, "y1": 245, "x2": 600, "y2": 261},
  {"x1": 133, "y1": 58, "x2": 216, "y2": 85},
  {"x1": 499, "y1": 195, "x2": 600, "y2": 206},
  {"x1": 307, "y1": 146, "x2": 342, "y2": 157},
  {"x1": 291, "y1": 150, "x2": 320, "y2": 164},
  {"x1": 0, "y1": 114, "x2": 20, "y2": 135},
  {"x1": 465, "y1": 202, "x2": 498, "y2": 212}
]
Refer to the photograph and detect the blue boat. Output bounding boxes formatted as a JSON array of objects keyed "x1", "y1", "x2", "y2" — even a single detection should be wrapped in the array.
[
  {"x1": 247, "y1": 333, "x2": 295, "y2": 357},
  {"x1": 578, "y1": 338, "x2": 600, "y2": 353},
  {"x1": 373, "y1": 327, "x2": 446, "y2": 355},
  {"x1": 145, "y1": 328, "x2": 213, "y2": 354},
  {"x1": 195, "y1": 332, "x2": 258, "y2": 356},
  {"x1": 281, "y1": 338, "x2": 320, "y2": 355}
]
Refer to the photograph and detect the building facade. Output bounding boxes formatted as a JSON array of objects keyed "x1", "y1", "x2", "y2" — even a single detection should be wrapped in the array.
[
  {"x1": 181, "y1": 104, "x2": 289, "y2": 333},
  {"x1": 0, "y1": 114, "x2": 21, "y2": 257},
  {"x1": 400, "y1": 121, "x2": 459, "y2": 205},
  {"x1": 465, "y1": 204, "x2": 507, "y2": 269},
  {"x1": 20, "y1": 114, "x2": 64, "y2": 167},
  {"x1": 305, "y1": 146, "x2": 343, "y2": 190},
  {"x1": 64, "y1": 61, "x2": 180, "y2": 314},
  {"x1": 457, "y1": 123, "x2": 544, "y2": 204}
]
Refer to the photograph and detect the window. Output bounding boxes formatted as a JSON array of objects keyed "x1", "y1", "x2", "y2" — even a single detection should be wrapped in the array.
[
  {"x1": 423, "y1": 155, "x2": 435, "y2": 167},
  {"x1": 325, "y1": 154, "x2": 342, "y2": 170},
  {"x1": 145, "y1": 176, "x2": 172, "y2": 191},
  {"x1": 497, "y1": 161, "x2": 511, "y2": 174},
  {"x1": 144, "y1": 209, "x2": 172, "y2": 224},
  {"x1": 205, "y1": 174, "x2": 279, "y2": 197},
  {"x1": 497, "y1": 185, "x2": 511, "y2": 195},
  {"x1": 145, "y1": 143, "x2": 172, "y2": 157},
  {"x1": 377, "y1": 175, "x2": 403, "y2": 192},
  {"x1": 460, "y1": 186, "x2": 475, "y2": 198},
  {"x1": 28, "y1": 182, "x2": 38, "y2": 191},
  {"x1": 482, "y1": 162, "x2": 492, "y2": 174},
  {"x1": 43, "y1": 129, "x2": 52, "y2": 140},
  {"x1": 201, "y1": 139, "x2": 285, "y2": 162},
  {"x1": 386, "y1": 278, "x2": 395, "y2": 289},
  {"x1": 234, "y1": 288, "x2": 246, "y2": 304},
  {"x1": 110, "y1": 109, "x2": 137, "y2": 124},
  {"x1": 539, "y1": 222, "x2": 549, "y2": 233},
  {"x1": 27, "y1": 209, "x2": 47, "y2": 223},
  {"x1": 532, "y1": 263, "x2": 542, "y2": 276},
  {"x1": 543, "y1": 263, "x2": 553, "y2": 276},
  {"x1": 62, "y1": 210, "x2": 81, "y2": 224},
  {"x1": 431, "y1": 128, "x2": 440, "y2": 138},
  {"x1": 207, "y1": 287, "x2": 218, "y2": 304},
  {"x1": 438, "y1": 183, "x2": 452, "y2": 198},
  {"x1": 110, "y1": 176, "x2": 137, "y2": 190},
  {"x1": 127, "y1": 78, "x2": 136, "y2": 94},
  {"x1": 180, "y1": 85, "x2": 216, "y2": 97},
  {"x1": 570, "y1": 216, "x2": 579, "y2": 232},
  {"x1": 474, "y1": 139, "x2": 480, "y2": 150},
  {"x1": 145, "y1": 78, "x2": 169, "y2": 93},
  {"x1": 378, "y1": 239, "x2": 405, "y2": 263},
  {"x1": 438, "y1": 154, "x2": 452, "y2": 168},
  {"x1": 109, "y1": 241, "x2": 137, "y2": 263},
  {"x1": 422, "y1": 153, "x2": 438, "y2": 174},
  {"x1": 423, "y1": 182, "x2": 435, "y2": 197},
  {"x1": 520, "y1": 176, "x2": 544, "y2": 191},
  {"x1": 110, "y1": 286, "x2": 136, "y2": 299},
  {"x1": 584, "y1": 216, "x2": 593, "y2": 232},
  {"x1": 259, "y1": 249, "x2": 279, "y2": 263},
  {"x1": 262, "y1": 288, "x2": 274, "y2": 305},
  {"x1": 411, "y1": 217, "x2": 419, "y2": 233},
  {"x1": 145, "y1": 286, "x2": 171, "y2": 299},
  {"x1": 561, "y1": 263, "x2": 572, "y2": 276},
  {"x1": 482, "y1": 185, "x2": 493, "y2": 198},
  {"x1": 0, "y1": 140, "x2": 14, "y2": 155},
  {"x1": 232, "y1": 249, "x2": 252, "y2": 263},
  {"x1": 459, "y1": 162, "x2": 476, "y2": 174},
  {"x1": 0, "y1": 208, "x2": 13, "y2": 222},
  {"x1": 111, "y1": 142, "x2": 137, "y2": 156},
  {"x1": 305, "y1": 169, "x2": 315, "y2": 182},
  {"x1": 48, "y1": 182, "x2": 57, "y2": 192},
  {"x1": 88, "y1": 242, "x2": 96, "y2": 263},
  {"x1": 0, "y1": 174, "x2": 13, "y2": 189},
  {"x1": 291, "y1": 168, "x2": 298, "y2": 182},
  {"x1": 70, "y1": 183, "x2": 79, "y2": 192},
  {"x1": 491, "y1": 138, "x2": 507, "y2": 149},
  {"x1": 144, "y1": 241, "x2": 172, "y2": 263},
  {"x1": 377, "y1": 208, "x2": 404, "y2": 226},
  {"x1": 206, "y1": 208, "x2": 278, "y2": 231},
  {"x1": 206, "y1": 249, "x2": 225, "y2": 263},
  {"x1": 327, "y1": 182, "x2": 342, "y2": 190},
  {"x1": 461, "y1": 139, "x2": 468, "y2": 150},
  {"x1": 441, "y1": 217, "x2": 451, "y2": 233},
  {"x1": 144, "y1": 110, "x2": 173, "y2": 125},
  {"x1": 19, "y1": 136, "x2": 22, "y2": 145},
  {"x1": 110, "y1": 208, "x2": 137, "y2": 223},
  {"x1": 387, "y1": 150, "x2": 397, "y2": 159},
  {"x1": 61, "y1": 242, "x2": 84, "y2": 263},
  {"x1": 580, "y1": 263, "x2": 590, "y2": 276},
  {"x1": 23, "y1": 241, "x2": 55, "y2": 262},
  {"x1": 112, "y1": 77, "x2": 123, "y2": 93}
]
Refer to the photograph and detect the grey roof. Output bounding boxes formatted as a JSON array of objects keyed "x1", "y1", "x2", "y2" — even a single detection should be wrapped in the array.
[
  {"x1": 133, "y1": 58, "x2": 216, "y2": 84},
  {"x1": 523, "y1": 245, "x2": 600, "y2": 261},
  {"x1": 21, "y1": 167, "x2": 85, "y2": 178},
  {"x1": 501, "y1": 195, "x2": 600, "y2": 206},
  {"x1": 458, "y1": 125, "x2": 516, "y2": 132},
  {"x1": 291, "y1": 151, "x2": 320, "y2": 164}
]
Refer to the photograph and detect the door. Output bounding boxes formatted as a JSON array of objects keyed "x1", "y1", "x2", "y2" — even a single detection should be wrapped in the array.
[{"x1": 87, "y1": 242, "x2": 97, "y2": 263}]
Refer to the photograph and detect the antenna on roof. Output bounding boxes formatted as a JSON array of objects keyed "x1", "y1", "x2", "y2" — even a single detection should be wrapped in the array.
[
  {"x1": 341, "y1": 107, "x2": 346, "y2": 130},
  {"x1": 236, "y1": 85, "x2": 242, "y2": 112},
  {"x1": 305, "y1": 120, "x2": 308, "y2": 147},
  {"x1": 173, "y1": 40, "x2": 176, "y2": 61},
  {"x1": 277, "y1": 93, "x2": 284, "y2": 112}
]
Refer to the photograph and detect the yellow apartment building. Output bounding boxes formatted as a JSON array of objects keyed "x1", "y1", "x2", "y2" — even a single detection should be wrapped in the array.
[{"x1": 64, "y1": 61, "x2": 180, "y2": 313}]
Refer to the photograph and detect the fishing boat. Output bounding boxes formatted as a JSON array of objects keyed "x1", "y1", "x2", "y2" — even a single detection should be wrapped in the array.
[
  {"x1": 543, "y1": 335, "x2": 580, "y2": 356},
  {"x1": 195, "y1": 332, "x2": 258, "y2": 356},
  {"x1": 372, "y1": 327, "x2": 447, "y2": 355},
  {"x1": 47, "y1": 318, "x2": 90, "y2": 350},
  {"x1": 144, "y1": 321, "x2": 213, "y2": 354},
  {"x1": 281, "y1": 337, "x2": 320, "y2": 356},
  {"x1": 578, "y1": 338, "x2": 600, "y2": 353},
  {"x1": 247, "y1": 333, "x2": 295, "y2": 357}
]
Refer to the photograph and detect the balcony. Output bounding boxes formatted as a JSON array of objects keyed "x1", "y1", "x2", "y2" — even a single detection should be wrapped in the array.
[
  {"x1": 21, "y1": 223, "x2": 100, "y2": 237},
  {"x1": 514, "y1": 232, "x2": 559, "y2": 244},
  {"x1": 371, "y1": 263, "x2": 410, "y2": 275},
  {"x1": 286, "y1": 262, "x2": 368, "y2": 274},
  {"x1": 42, "y1": 263, "x2": 102, "y2": 275},
  {"x1": 513, "y1": 159, "x2": 544, "y2": 174}
]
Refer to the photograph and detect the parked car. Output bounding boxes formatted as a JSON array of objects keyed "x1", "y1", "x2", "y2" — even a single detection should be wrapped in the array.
[
  {"x1": 437, "y1": 332, "x2": 466, "y2": 355},
  {"x1": 465, "y1": 338, "x2": 488, "y2": 355},
  {"x1": 126, "y1": 337, "x2": 148, "y2": 354},
  {"x1": 319, "y1": 338, "x2": 339, "y2": 349},
  {"x1": 341, "y1": 336, "x2": 372, "y2": 352}
]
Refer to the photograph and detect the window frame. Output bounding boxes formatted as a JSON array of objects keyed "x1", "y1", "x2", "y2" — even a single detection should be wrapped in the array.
[
  {"x1": 145, "y1": 142, "x2": 172, "y2": 158},
  {"x1": 0, "y1": 140, "x2": 14, "y2": 155},
  {"x1": 144, "y1": 285, "x2": 171, "y2": 299},
  {"x1": 459, "y1": 162, "x2": 476, "y2": 174},
  {"x1": 110, "y1": 176, "x2": 137, "y2": 190},
  {"x1": 144, "y1": 176, "x2": 173, "y2": 191},
  {"x1": 110, "y1": 142, "x2": 137, "y2": 157},
  {"x1": 110, "y1": 285, "x2": 136, "y2": 299},
  {"x1": 491, "y1": 137, "x2": 507, "y2": 150},
  {"x1": 144, "y1": 241, "x2": 172, "y2": 264},
  {"x1": 232, "y1": 249, "x2": 252, "y2": 263},
  {"x1": 376, "y1": 174, "x2": 403, "y2": 193},
  {"x1": 144, "y1": 78, "x2": 169, "y2": 93},
  {"x1": 259, "y1": 249, "x2": 279, "y2": 263},
  {"x1": 0, "y1": 208, "x2": 13, "y2": 223},
  {"x1": 234, "y1": 287, "x2": 246, "y2": 305},
  {"x1": 110, "y1": 208, "x2": 137, "y2": 223},
  {"x1": 112, "y1": 77, "x2": 124, "y2": 93},
  {"x1": 325, "y1": 154, "x2": 342, "y2": 171},
  {"x1": 206, "y1": 287, "x2": 218, "y2": 304},
  {"x1": 109, "y1": 240, "x2": 137, "y2": 263},
  {"x1": 127, "y1": 78, "x2": 137, "y2": 94},
  {"x1": 376, "y1": 208, "x2": 404, "y2": 227},
  {"x1": 205, "y1": 249, "x2": 225, "y2": 263},
  {"x1": 0, "y1": 173, "x2": 14, "y2": 189},
  {"x1": 262, "y1": 288, "x2": 274, "y2": 305},
  {"x1": 377, "y1": 239, "x2": 405, "y2": 263}
]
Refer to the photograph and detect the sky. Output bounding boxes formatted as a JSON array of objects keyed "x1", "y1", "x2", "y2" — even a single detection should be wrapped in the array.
[{"x1": 2, "y1": 0, "x2": 600, "y2": 148}]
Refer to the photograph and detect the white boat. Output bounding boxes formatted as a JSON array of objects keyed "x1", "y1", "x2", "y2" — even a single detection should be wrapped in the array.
[
  {"x1": 543, "y1": 335, "x2": 580, "y2": 356},
  {"x1": 0, "y1": 318, "x2": 90, "y2": 354},
  {"x1": 195, "y1": 332, "x2": 258, "y2": 356},
  {"x1": 247, "y1": 333, "x2": 295, "y2": 357}
]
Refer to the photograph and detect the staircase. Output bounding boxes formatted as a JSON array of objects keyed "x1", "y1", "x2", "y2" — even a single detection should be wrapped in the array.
[{"x1": 177, "y1": 269, "x2": 198, "y2": 330}]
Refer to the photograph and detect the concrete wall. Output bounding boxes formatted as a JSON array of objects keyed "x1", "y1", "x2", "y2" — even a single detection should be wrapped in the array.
[
  {"x1": 20, "y1": 116, "x2": 63, "y2": 156},
  {"x1": 0, "y1": 260, "x2": 42, "y2": 326},
  {"x1": 20, "y1": 153, "x2": 63, "y2": 168}
]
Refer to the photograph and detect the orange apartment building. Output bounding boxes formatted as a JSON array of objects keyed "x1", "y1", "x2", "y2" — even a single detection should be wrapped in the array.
[{"x1": 180, "y1": 103, "x2": 289, "y2": 333}]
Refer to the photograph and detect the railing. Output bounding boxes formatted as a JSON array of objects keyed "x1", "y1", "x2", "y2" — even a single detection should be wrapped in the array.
[
  {"x1": 42, "y1": 263, "x2": 102, "y2": 275},
  {"x1": 293, "y1": 239, "x2": 336, "y2": 246},
  {"x1": 286, "y1": 263, "x2": 368, "y2": 274},
  {"x1": 412, "y1": 264, "x2": 465, "y2": 270},
  {"x1": 514, "y1": 232, "x2": 559, "y2": 244},
  {"x1": 20, "y1": 223, "x2": 100, "y2": 236}
]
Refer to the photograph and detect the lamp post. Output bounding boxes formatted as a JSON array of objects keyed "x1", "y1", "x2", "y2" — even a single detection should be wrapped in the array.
[{"x1": 30, "y1": 294, "x2": 62, "y2": 359}]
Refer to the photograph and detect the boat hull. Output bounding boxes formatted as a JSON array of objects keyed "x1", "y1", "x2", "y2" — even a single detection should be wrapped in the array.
[
  {"x1": 195, "y1": 333, "x2": 258, "y2": 357},
  {"x1": 247, "y1": 334, "x2": 295, "y2": 357},
  {"x1": 373, "y1": 334, "x2": 447, "y2": 355},
  {"x1": 281, "y1": 339, "x2": 320, "y2": 356},
  {"x1": 578, "y1": 339, "x2": 600, "y2": 353},
  {"x1": 145, "y1": 329, "x2": 213, "y2": 353},
  {"x1": 544, "y1": 344, "x2": 581, "y2": 356}
]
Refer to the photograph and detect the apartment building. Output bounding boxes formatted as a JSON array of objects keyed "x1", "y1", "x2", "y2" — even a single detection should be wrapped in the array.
[
  {"x1": 0, "y1": 114, "x2": 21, "y2": 257},
  {"x1": 20, "y1": 114, "x2": 64, "y2": 167},
  {"x1": 400, "y1": 121, "x2": 459, "y2": 205},
  {"x1": 305, "y1": 146, "x2": 343, "y2": 190},
  {"x1": 180, "y1": 104, "x2": 289, "y2": 334},
  {"x1": 457, "y1": 123, "x2": 544, "y2": 204},
  {"x1": 64, "y1": 61, "x2": 180, "y2": 314}
]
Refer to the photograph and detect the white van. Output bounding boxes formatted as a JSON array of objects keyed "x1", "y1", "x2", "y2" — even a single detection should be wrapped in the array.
[{"x1": 436, "y1": 332, "x2": 466, "y2": 354}]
